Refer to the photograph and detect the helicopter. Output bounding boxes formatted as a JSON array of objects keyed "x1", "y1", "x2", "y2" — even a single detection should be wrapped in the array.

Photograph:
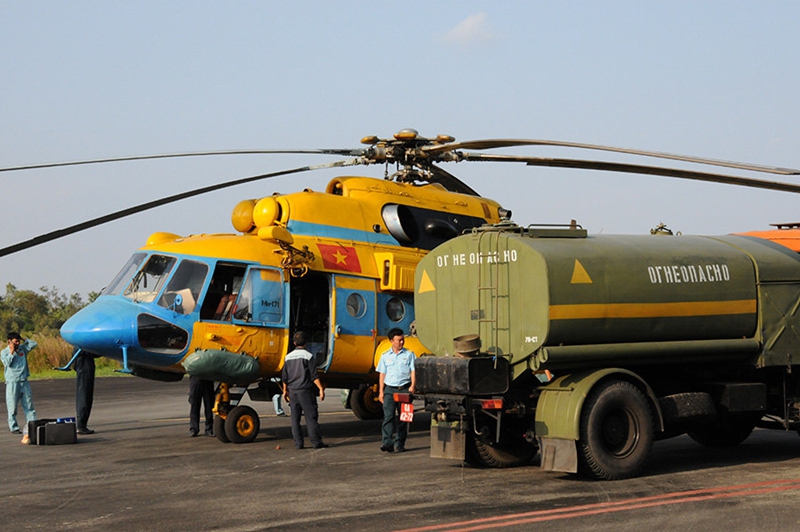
[{"x1": 3, "y1": 128, "x2": 800, "y2": 444}]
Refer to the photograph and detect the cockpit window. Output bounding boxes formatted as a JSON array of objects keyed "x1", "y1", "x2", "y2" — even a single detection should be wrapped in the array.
[
  {"x1": 123, "y1": 254, "x2": 177, "y2": 303},
  {"x1": 105, "y1": 253, "x2": 147, "y2": 296},
  {"x1": 157, "y1": 260, "x2": 208, "y2": 315},
  {"x1": 199, "y1": 263, "x2": 247, "y2": 321}
]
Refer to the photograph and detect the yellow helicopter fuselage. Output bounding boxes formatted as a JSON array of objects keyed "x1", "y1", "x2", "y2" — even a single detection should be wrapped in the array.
[{"x1": 61, "y1": 176, "x2": 506, "y2": 390}]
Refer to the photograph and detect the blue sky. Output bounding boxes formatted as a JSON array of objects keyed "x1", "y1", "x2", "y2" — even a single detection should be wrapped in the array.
[{"x1": 2, "y1": 2, "x2": 800, "y2": 298}]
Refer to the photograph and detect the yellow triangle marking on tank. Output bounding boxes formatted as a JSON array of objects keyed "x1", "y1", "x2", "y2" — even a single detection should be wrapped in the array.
[
  {"x1": 418, "y1": 270, "x2": 436, "y2": 293},
  {"x1": 571, "y1": 259, "x2": 593, "y2": 284}
]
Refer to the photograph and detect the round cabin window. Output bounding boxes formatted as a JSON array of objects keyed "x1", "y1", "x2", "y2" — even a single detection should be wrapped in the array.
[
  {"x1": 346, "y1": 293, "x2": 367, "y2": 318},
  {"x1": 386, "y1": 298, "x2": 405, "y2": 322}
]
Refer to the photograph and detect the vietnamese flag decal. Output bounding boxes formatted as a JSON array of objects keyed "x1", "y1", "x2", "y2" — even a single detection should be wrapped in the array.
[{"x1": 317, "y1": 244, "x2": 362, "y2": 273}]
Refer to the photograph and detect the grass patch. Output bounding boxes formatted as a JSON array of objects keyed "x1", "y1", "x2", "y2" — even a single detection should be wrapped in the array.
[
  {"x1": 13, "y1": 367, "x2": 132, "y2": 381},
  {"x1": 2, "y1": 333, "x2": 127, "y2": 382}
]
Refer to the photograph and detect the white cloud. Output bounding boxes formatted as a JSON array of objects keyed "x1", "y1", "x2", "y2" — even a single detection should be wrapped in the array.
[{"x1": 443, "y1": 13, "x2": 494, "y2": 47}]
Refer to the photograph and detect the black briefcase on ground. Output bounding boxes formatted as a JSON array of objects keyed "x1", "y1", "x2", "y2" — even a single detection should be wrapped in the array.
[
  {"x1": 27, "y1": 418, "x2": 56, "y2": 445},
  {"x1": 42, "y1": 422, "x2": 77, "y2": 445},
  {"x1": 27, "y1": 419, "x2": 77, "y2": 445}
]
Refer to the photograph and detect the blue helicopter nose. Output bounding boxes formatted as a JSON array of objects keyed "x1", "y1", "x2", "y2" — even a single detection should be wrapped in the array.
[{"x1": 61, "y1": 297, "x2": 138, "y2": 357}]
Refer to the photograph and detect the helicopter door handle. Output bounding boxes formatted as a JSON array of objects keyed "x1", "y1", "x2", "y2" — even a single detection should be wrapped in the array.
[{"x1": 335, "y1": 325, "x2": 341, "y2": 338}]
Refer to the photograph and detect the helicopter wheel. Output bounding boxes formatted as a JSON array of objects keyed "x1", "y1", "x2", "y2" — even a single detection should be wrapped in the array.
[
  {"x1": 224, "y1": 405, "x2": 260, "y2": 444},
  {"x1": 214, "y1": 415, "x2": 230, "y2": 443},
  {"x1": 350, "y1": 384, "x2": 383, "y2": 420}
]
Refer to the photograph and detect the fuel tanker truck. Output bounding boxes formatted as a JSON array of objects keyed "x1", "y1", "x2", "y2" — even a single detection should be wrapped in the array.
[{"x1": 413, "y1": 222, "x2": 800, "y2": 479}]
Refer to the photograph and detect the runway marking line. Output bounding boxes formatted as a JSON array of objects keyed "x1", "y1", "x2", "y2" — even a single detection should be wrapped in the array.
[{"x1": 395, "y1": 479, "x2": 800, "y2": 532}]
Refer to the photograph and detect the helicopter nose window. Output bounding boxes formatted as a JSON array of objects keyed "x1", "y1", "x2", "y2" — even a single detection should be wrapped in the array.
[
  {"x1": 157, "y1": 259, "x2": 209, "y2": 315},
  {"x1": 123, "y1": 254, "x2": 177, "y2": 303},
  {"x1": 137, "y1": 314, "x2": 188, "y2": 354}
]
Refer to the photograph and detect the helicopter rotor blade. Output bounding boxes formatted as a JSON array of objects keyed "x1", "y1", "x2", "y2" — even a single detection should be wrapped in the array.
[
  {"x1": 0, "y1": 149, "x2": 363, "y2": 174},
  {"x1": 426, "y1": 164, "x2": 480, "y2": 196},
  {"x1": 462, "y1": 153, "x2": 800, "y2": 195},
  {"x1": 0, "y1": 158, "x2": 361, "y2": 257},
  {"x1": 425, "y1": 139, "x2": 800, "y2": 176},
  {"x1": 5, "y1": 130, "x2": 800, "y2": 259}
]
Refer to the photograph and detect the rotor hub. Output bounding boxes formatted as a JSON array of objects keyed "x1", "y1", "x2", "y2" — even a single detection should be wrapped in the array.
[{"x1": 359, "y1": 129, "x2": 462, "y2": 183}]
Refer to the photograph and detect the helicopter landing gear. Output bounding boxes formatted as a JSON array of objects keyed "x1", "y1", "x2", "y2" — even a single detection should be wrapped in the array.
[
  {"x1": 214, "y1": 415, "x2": 229, "y2": 443},
  {"x1": 349, "y1": 384, "x2": 383, "y2": 420},
  {"x1": 214, "y1": 383, "x2": 261, "y2": 444},
  {"x1": 225, "y1": 405, "x2": 260, "y2": 443}
]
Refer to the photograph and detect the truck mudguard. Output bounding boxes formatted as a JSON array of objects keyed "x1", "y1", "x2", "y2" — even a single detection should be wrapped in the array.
[{"x1": 535, "y1": 368, "x2": 664, "y2": 441}]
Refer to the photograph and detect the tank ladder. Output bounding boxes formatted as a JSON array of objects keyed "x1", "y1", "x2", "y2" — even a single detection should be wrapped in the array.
[{"x1": 475, "y1": 227, "x2": 512, "y2": 359}]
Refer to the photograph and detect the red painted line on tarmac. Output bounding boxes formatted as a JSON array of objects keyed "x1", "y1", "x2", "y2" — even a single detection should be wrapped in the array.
[{"x1": 396, "y1": 479, "x2": 800, "y2": 532}]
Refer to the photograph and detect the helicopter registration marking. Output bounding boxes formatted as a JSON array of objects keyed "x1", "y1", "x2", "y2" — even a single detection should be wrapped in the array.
[{"x1": 436, "y1": 250, "x2": 518, "y2": 267}]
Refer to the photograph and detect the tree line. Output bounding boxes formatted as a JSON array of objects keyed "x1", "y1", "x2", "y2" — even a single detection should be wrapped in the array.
[
  {"x1": 1, "y1": 283, "x2": 97, "y2": 337},
  {"x1": 1, "y1": 283, "x2": 107, "y2": 375}
]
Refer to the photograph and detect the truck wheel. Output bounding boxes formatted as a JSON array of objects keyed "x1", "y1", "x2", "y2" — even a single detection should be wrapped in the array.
[
  {"x1": 350, "y1": 384, "x2": 383, "y2": 420},
  {"x1": 688, "y1": 413, "x2": 759, "y2": 447},
  {"x1": 224, "y1": 405, "x2": 260, "y2": 444},
  {"x1": 214, "y1": 415, "x2": 230, "y2": 443},
  {"x1": 467, "y1": 434, "x2": 537, "y2": 468},
  {"x1": 578, "y1": 380, "x2": 654, "y2": 480},
  {"x1": 463, "y1": 417, "x2": 538, "y2": 468}
]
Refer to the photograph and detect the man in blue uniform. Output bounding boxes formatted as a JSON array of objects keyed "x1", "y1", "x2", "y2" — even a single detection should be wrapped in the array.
[
  {"x1": 2, "y1": 332, "x2": 37, "y2": 440},
  {"x1": 377, "y1": 328, "x2": 416, "y2": 453},
  {"x1": 281, "y1": 331, "x2": 328, "y2": 449}
]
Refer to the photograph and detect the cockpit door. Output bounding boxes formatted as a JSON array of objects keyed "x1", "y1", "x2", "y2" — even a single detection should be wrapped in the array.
[
  {"x1": 327, "y1": 274, "x2": 377, "y2": 374},
  {"x1": 232, "y1": 267, "x2": 287, "y2": 326}
]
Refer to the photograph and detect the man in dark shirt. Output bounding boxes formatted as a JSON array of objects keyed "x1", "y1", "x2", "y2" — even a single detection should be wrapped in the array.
[
  {"x1": 188, "y1": 376, "x2": 215, "y2": 437},
  {"x1": 281, "y1": 331, "x2": 328, "y2": 449},
  {"x1": 74, "y1": 349, "x2": 98, "y2": 435}
]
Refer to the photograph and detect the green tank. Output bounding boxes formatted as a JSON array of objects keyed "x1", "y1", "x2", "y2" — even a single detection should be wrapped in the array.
[
  {"x1": 415, "y1": 224, "x2": 800, "y2": 375},
  {"x1": 415, "y1": 223, "x2": 800, "y2": 479}
]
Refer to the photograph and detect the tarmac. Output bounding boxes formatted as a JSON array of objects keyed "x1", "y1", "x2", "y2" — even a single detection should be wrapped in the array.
[{"x1": 3, "y1": 377, "x2": 800, "y2": 531}]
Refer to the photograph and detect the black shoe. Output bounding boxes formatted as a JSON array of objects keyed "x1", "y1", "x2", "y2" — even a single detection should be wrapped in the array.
[
  {"x1": 296, "y1": 444, "x2": 305, "y2": 449},
  {"x1": 313, "y1": 443, "x2": 329, "y2": 449},
  {"x1": 11, "y1": 429, "x2": 21, "y2": 434},
  {"x1": 380, "y1": 444, "x2": 394, "y2": 453},
  {"x1": 204, "y1": 430, "x2": 214, "y2": 437},
  {"x1": 394, "y1": 446, "x2": 406, "y2": 453},
  {"x1": 77, "y1": 428, "x2": 95, "y2": 435},
  {"x1": 189, "y1": 430, "x2": 198, "y2": 437}
]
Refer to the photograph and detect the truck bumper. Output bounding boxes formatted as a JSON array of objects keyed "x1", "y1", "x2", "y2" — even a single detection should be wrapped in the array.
[{"x1": 431, "y1": 417, "x2": 467, "y2": 460}]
